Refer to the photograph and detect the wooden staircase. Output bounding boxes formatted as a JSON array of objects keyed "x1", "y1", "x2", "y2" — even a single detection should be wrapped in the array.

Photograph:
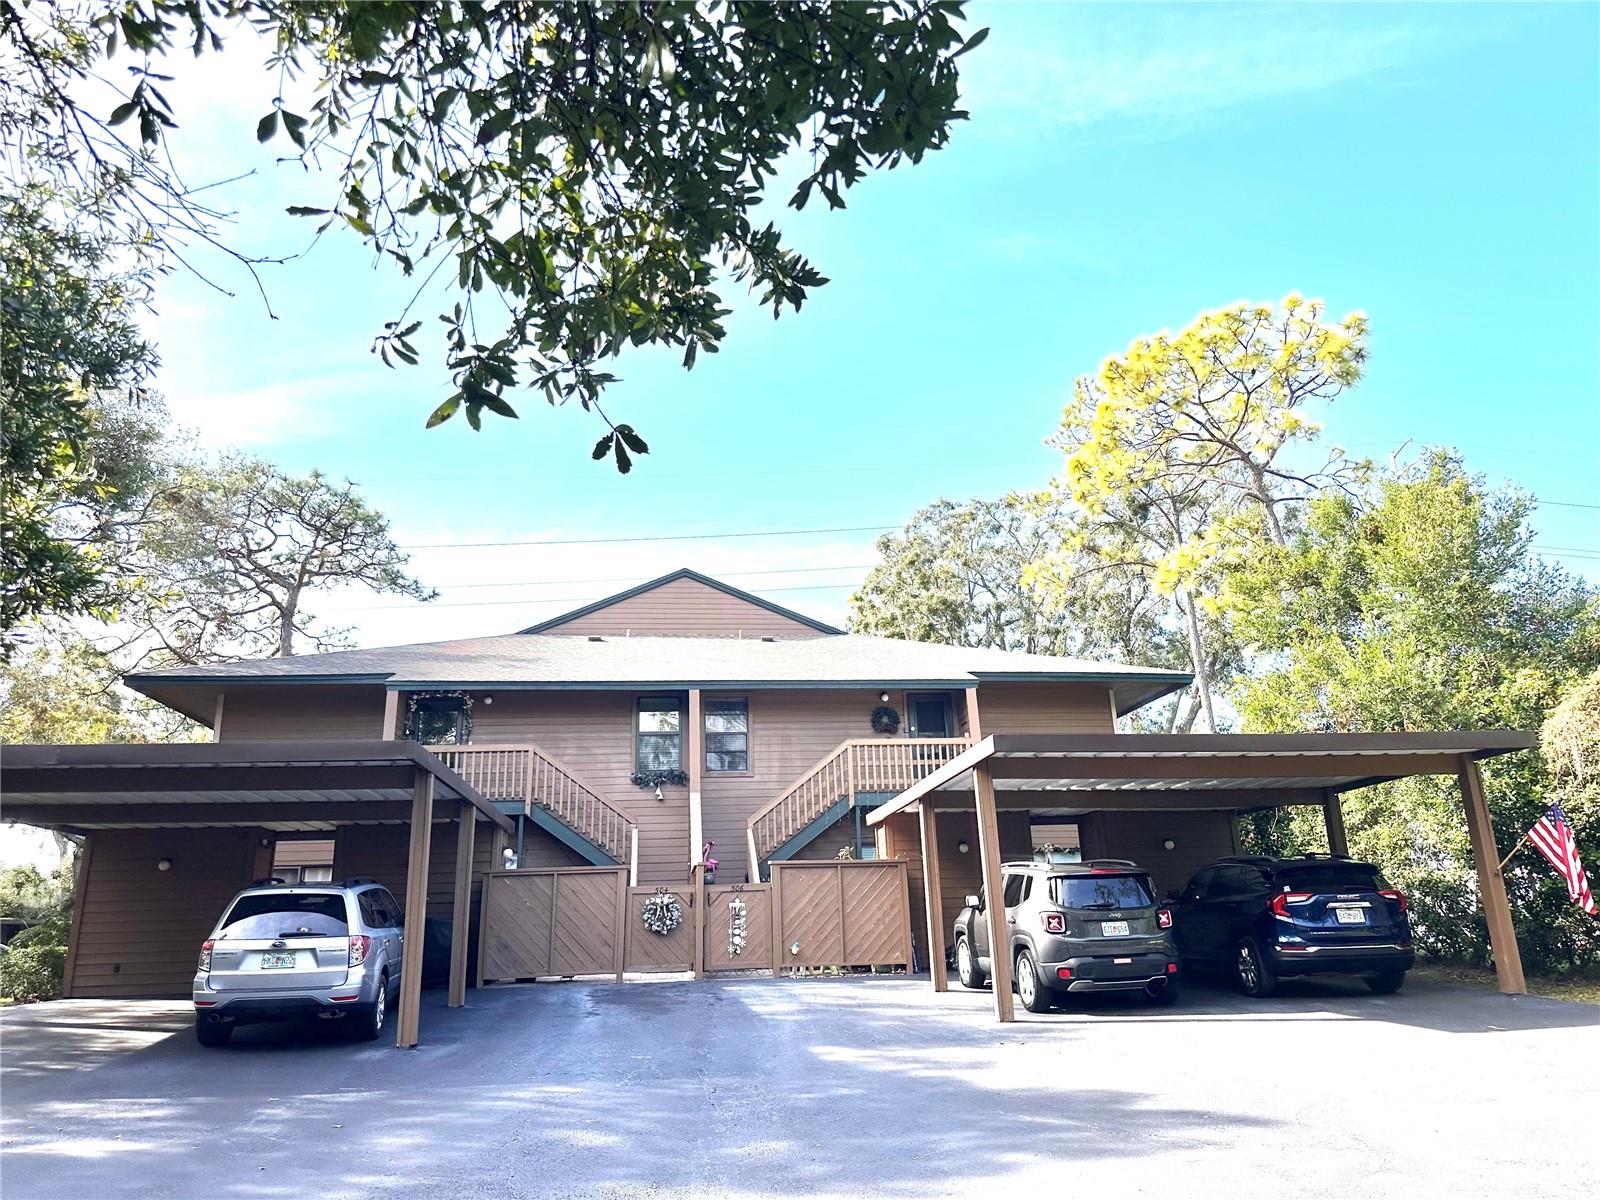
[
  {"x1": 428, "y1": 743, "x2": 638, "y2": 875},
  {"x1": 746, "y1": 738, "x2": 971, "y2": 876}
]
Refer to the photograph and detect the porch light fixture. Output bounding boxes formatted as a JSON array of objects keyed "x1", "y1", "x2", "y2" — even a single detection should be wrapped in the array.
[
  {"x1": 879, "y1": 691, "x2": 890, "y2": 703},
  {"x1": 502, "y1": 846, "x2": 518, "y2": 869},
  {"x1": 482, "y1": 694, "x2": 493, "y2": 705},
  {"x1": 157, "y1": 858, "x2": 172, "y2": 872},
  {"x1": 1163, "y1": 839, "x2": 1176, "y2": 851},
  {"x1": 654, "y1": 785, "x2": 663, "y2": 801},
  {"x1": 957, "y1": 839, "x2": 970, "y2": 854}
]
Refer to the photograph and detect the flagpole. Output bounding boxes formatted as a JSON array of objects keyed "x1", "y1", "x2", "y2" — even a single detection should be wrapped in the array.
[{"x1": 1498, "y1": 830, "x2": 1532, "y2": 873}]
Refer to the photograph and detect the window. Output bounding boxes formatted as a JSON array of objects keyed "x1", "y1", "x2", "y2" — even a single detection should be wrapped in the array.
[
  {"x1": 302, "y1": 865, "x2": 333, "y2": 883},
  {"x1": 358, "y1": 890, "x2": 384, "y2": 927},
  {"x1": 1050, "y1": 874, "x2": 1154, "y2": 910},
  {"x1": 406, "y1": 696, "x2": 469, "y2": 745},
  {"x1": 1002, "y1": 874, "x2": 1028, "y2": 908},
  {"x1": 218, "y1": 892, "x2": 349, "y2": 939},
  {"x1": 704, "y1": 697, "x2": 749, "y2": 773},
  {"x1": 635, "y1": 696, "x2": 682, "y2": 772},
  {"x1": 1274, "y1": 862, "x2": 1389, "y2": 893}
]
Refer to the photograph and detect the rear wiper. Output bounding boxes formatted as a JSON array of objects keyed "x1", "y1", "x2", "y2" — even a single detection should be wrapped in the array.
[
  {"x1": 277, "y1": 929, "x2": 320, "y2": 938},
  {"x1": 1078, "y1": 903, "x2": 1121, "y2": 910}
]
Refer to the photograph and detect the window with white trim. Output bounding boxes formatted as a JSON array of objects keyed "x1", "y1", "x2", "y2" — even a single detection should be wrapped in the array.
[
  {"x1": 635, "y1": 696, "x2": 683, "y2": 771},
  {"x1": 704, "y1": 697, "x2": 749, "y2": 773}
]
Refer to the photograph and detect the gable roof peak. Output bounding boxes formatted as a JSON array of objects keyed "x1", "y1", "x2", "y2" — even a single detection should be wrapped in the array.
[{"x1": 515, "y1": 567, "x2": 845, "y2": 637}]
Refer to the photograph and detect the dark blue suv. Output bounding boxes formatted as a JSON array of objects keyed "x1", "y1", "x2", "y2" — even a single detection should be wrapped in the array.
[{"x1": 1170, "y1": 855, "x2": 1413, "y2": 996}]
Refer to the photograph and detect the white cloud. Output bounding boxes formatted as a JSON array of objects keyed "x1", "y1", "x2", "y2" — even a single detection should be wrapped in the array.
[{"x1": 962, "y1": 7, "x2": 1492, "y2": 139}]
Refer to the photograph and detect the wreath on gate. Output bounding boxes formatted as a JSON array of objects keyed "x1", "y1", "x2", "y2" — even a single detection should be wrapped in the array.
[
  {"x1": 870, "y1": 705, "x2": 901, "y2": 735},
  {"x1": 641, "y1": 891, "x2": 684, "y2": 936}
]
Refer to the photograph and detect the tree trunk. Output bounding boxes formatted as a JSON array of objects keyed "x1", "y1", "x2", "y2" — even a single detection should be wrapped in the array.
[
  {"x1": 277, "y1": 591, "x2": 300, "y2": 657},
  {"x1": 1179, "y1": 589, "x2": 1216, "y2": 732}
]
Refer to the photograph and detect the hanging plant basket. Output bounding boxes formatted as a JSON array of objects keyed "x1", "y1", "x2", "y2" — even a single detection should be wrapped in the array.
[
  {"x1": 641, "y1": 892, "x2": 684, "y2": 936},
  {"x1": 870, "y1": 705, "x2": 902, "y2": 735}
]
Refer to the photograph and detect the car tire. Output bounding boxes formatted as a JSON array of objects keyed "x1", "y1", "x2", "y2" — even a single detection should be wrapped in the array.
[
  {"x1": 1233, "y1": 936, "x2": 1278, "y2": 997},
  {"x1": 1365, "y1": 969, "x2": 1406, "y2": 995},
  {"x1": 1153, "y1": 973, "x2": 1182, "y2": 1006},
  {"x1": 955, "y1": 937, "x2": 987, "y2": 990},
  {"x1": 1015, "y1": 949, "x2": 1053, "y2": 1014},
  {"x1": 195, "y1": 1016, "x2": 231, "y2": 1047},
  {"x1": 351, "y1": 973, "x2": 388, "y2": 1042}
]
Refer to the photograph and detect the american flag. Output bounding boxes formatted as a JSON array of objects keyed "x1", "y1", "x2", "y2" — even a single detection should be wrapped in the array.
[{"x1": 1528, "y1": 802, "x2": 1596, "y2": 917}]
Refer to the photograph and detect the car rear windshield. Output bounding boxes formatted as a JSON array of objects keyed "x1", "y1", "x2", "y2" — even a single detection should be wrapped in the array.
[
  {"x1": 219, "y1": 892, "x2": 349, "y2": 939},
  {"x1": 1275, "y1": 862, "x2": 1389, "y2": 893},
  {"x1": 1051, "y1": 874, "x2": 1154, "y2": 909}
]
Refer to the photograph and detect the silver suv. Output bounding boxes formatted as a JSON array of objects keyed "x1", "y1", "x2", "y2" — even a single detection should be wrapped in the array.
[
  {"x1": 193, "y1": 878, "x2": 404, "y2": 1046},
  {"x1": 953, "y1": 857, "x2": 1181, "y2": 1012}
]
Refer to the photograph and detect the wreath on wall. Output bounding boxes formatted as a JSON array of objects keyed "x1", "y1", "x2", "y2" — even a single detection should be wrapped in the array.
[
  {"x1": 641, "y1": 891, "x2": 684, "y2": 935},
  {"x1": 405, "y1": 690, "x2": 475, "y2": 742},
  {"x1": 870, "y1": 705, "x2": 902, "y2": 735},
  {"x1": 631, "y1": 768, "x2": 689, "y2": 790}
]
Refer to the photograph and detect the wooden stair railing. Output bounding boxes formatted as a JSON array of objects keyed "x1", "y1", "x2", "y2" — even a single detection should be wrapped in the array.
[
  {"x1": 746, "y1": 737, "x2": 971, "y2": 868},
  {"x1": 428, "y1": 743, "x2": 636, "y2": 863}
]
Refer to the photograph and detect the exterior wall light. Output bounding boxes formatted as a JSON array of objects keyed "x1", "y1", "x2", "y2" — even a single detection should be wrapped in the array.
[
  {"x1": 157, "y1": 859, "x2": 173, "y2": 872},
  {"x1": 502, "y1": 846, "x2": 518, "y2": 869},
  {"x1": 957, "y1": 839, "x2": 970, "y2": 854},
  {"x1": 1163, "y1": 839, "x2": 1176, "y2": 851},
  {"x1": 482, "y1": 695, "x2": 494, "y2": 705},
  {"x1": 879, "y1": 691, "x2": 890, "y2": 703}
]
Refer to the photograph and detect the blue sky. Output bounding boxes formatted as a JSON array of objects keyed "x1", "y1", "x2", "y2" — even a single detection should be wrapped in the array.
[{"x1": 140, "y1": 1, "x2": 1599, "y2": 647}]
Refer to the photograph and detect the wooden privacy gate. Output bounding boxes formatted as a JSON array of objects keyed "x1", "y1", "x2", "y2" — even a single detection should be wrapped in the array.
[
  {"x1": 478, "y1": 862, "x2": 911, "y2": 983},
  {"x1": 769, "y1": 860, "x2": 914, "y2": 972}
]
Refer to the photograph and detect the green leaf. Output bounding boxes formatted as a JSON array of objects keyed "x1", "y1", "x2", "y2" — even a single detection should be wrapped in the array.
[
  {"x1": 256, "y1": 111, "x2": 278, "y2": 143},
  {"x1": 953, "y1": 27, "x2": 990, "y2": 59},
  {"x1": 425, "y1": 397, "x2": 461, "y2": 428},
  {"x1": 478, "y1": 394, "x2": 518, "y2": 419},
  {"x1": 109, "y1": 101, "x2": 138, "y2": 127},
  {"x1": 613, "y1": 438, "x2": 632, "y2": 474},
  {"x1": 592, "y1": 433, "x2": 614, "y2": 461},
  {"x1": 285, "y1": 206, "x2": 330, "y2": 217}
]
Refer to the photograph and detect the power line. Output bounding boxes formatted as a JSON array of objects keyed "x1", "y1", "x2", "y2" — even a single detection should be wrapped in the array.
[
  {"x1": 344, "y1": 580, "x2": 865, "y2": 612},
  {"x1": 436, "y1": 563, "x2": 878, "y2": 591},
  {"x1": 403, "y1": 523, "x2": 899, "y2": 550}
]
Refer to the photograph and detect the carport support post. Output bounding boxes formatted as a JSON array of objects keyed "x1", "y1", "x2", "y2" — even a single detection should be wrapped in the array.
[
  {"x1": 972, "y1": 763, "x2": 1014, "y2": 1022},
  {"x1": 1457, "y1": 755, "x2": 1526, "y2": 996},
  {"x1": 918, "y1": 802, "x2": 948, "y2": 991},
  {"x1": 447, "y1": 800, "x2": 475, "y2": 1008},
  {"x1": 1322, "y1": 791, "x2": 1350, "y2": 857},
  {"x1": 397, "y1": 769, "x2": 435, "y2": 1048}
]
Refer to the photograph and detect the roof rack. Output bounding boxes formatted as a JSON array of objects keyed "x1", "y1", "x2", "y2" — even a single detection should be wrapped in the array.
[
  {"x1": 336, "y1": 877, "x2": 380, "y2": 887},
  {"x1": 248, "y1": 877, "x2": 287, "y2": 887}
]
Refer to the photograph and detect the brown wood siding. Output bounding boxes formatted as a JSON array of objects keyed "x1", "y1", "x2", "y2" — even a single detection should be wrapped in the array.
[
  {"x1": 272, "y1": 839, "x2": 334, "y2": 868},
  {"x1": 701, "y1": 689, "x2": 912, "y2": 884},
  {"x1": 218, "y1": 685, "x2": 388, "y2": 740},
  {"x1": 472, "y1": 692, "x2": 689, "y2": 885},
  {"x1": 66, "y1": 828, "x2": 271, "y2": 999},
  {"x1": 538, "y1": 576, "x2": 832, "y2": 638},
  {"x1": 1081, "y1": 810, "x2": 1240, "y2": 897},
  {"x1": 787, "y1": 812, "x2": 860, "y2": 862},
  {"x1": 974, "y1": 682, "x2": 1116, "y2": 735}
]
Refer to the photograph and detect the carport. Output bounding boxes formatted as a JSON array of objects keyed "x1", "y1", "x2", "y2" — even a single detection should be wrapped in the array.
[
  {"x1": 1, "y1": 742, "x2": 515, "y2": 1047},
  {"x1": 866, "y1": 730, "x2": 1539, "y2": 1021}
]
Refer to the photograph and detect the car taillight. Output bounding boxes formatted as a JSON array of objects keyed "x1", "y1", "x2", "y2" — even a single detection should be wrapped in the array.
[
  {"x1": 1269, "y1": 892, "x2": 1313, "y2": 917},
  {"x1": 1379, "y1": 888, "x2": 1408, "y2": 912},
  {"x1": 348, "y1": 934, "x2": 371, "y2": 967},
  {"x1": 1042, "y1": 912, "x2": 1066, "y2": 934},
  {"x1": 197, "y1": 940, "x2": 214, "y2": 972},
  {"x1": 1156, "y1": 908, "x2": 1173, "y2": 929},
  {"x1": 1056, "y1": 967, "x2": 1073, "y2": 980}
]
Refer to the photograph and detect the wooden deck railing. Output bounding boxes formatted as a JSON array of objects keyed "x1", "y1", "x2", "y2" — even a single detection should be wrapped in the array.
[
  {"x1": 428, "y1": 743, "x2": 636, "y2": 863},
  {"x1": 747, "y1": 737, "x2": 971, "y2": 866}
]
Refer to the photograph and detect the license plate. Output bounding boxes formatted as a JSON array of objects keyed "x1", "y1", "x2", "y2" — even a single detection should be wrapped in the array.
[
  {"x1": 260, "y1": 951, "x2": 297, "y2": 969},
  {"x1": 1335, "y1": 908, "x2": 1367, "y2": 925},
  {"x1": 1100, "y1": 921, "x2": 1130, "y2": 936},
  {"x1": 1113, "y1": 957, "x2": 1133, "y2": 965}
]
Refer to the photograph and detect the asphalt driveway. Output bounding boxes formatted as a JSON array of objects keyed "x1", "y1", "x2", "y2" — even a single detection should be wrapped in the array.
[{"x1": 2, "y1": 975, "x2": 1595, "y2": 1199}]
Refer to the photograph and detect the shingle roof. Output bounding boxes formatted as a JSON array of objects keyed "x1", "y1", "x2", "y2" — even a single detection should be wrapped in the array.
[{"x1": 125, "y1": 631, "x2": 1191, "y2": 713}]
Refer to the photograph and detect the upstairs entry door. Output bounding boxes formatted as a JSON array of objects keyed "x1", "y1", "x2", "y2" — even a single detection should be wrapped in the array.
[{"x1": 906, "y1": 692, "x2": 953, "y2": 739}]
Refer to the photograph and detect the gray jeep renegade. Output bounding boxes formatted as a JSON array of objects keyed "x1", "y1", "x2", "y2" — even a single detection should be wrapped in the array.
[{"x1": 953, "y1": 856, "x2": 1181, "y2": 1012}]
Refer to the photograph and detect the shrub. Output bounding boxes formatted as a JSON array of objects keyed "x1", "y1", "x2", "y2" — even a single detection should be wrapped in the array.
[
  {"x1": 8, "y1": 915, "x2": 70, "y2": 950},
  {"x1": 1, "y1": 942, "x2": 66, "y2": 1002}
]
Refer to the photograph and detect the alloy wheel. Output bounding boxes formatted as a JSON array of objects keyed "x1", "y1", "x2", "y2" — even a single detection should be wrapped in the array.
[
  {"x1": 1237, "y1": 944, "x2": 1259, "y2": 992},
  {"x1": 1017, "y1": 954, "x2": 1036, "y2": 1006},
  {"x1": 373, "y1": 979, "x2": 386, "y2": 1033}
]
